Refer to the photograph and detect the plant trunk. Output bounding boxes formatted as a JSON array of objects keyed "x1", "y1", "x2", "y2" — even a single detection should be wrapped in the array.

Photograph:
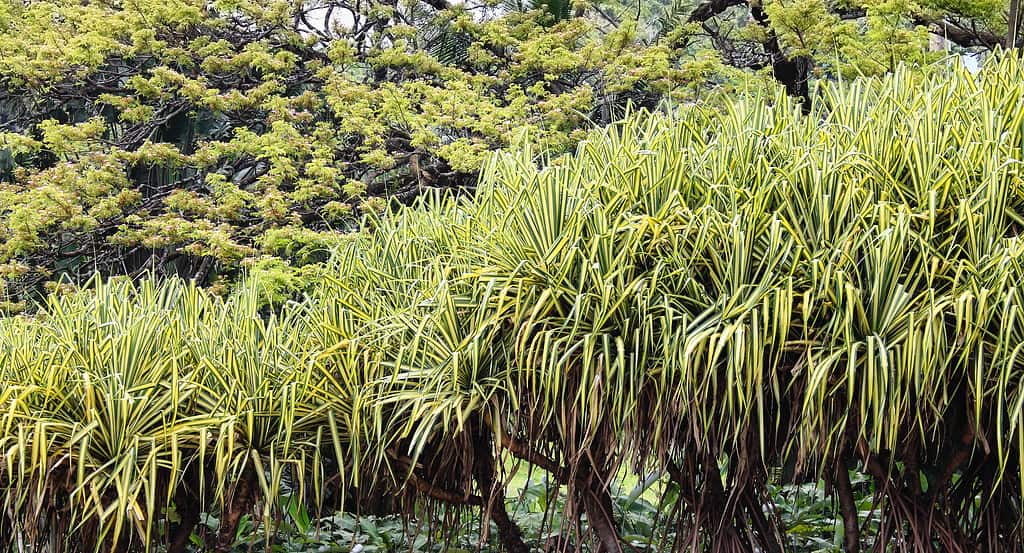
[
  {"x1": 486, "y1": 493, "x2": 531, "y2": 553},
  {"x1": 1009, "y1": 0, "x2": 1021, "y2": 49},
  {"x1": 749, "y1": 4, "x2": 812, "y2": 111},
  {"x1": 470, "y1": 427, "x2": 530, "y2": 553},
  {"x1": 581, "y1": 481, "x2": 621, "y2": 553},
  {"x1": 215, "y1": 467, "x2": 257, "y2": 553},
  {"x1": 574, "y1": 454, "x2": 621, "y2": 553},
  {"x1": 833, "y1": 465, "x2": 860, "y2": 553},
  {"x1": 168, "y1": 488, "x2": 201, "y2": 553}
]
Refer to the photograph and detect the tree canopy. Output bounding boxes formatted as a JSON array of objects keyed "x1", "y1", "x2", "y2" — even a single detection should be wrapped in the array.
[{"x1": 0, "y1": 0, "x2": 1017, "y2": 309}]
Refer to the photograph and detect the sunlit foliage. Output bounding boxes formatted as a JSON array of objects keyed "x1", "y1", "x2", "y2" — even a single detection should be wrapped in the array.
[
  {"x1": 0, "y1": 0, "x2": 1014, "y2": 307},
  {"x1": 3, "y1": 54, "x2": 1024, "y2": 552}
]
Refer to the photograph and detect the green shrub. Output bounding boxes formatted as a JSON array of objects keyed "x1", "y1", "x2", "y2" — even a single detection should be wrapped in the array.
[{"x1": 5, "y1": 54, "x2": 1024, "y2": 552}]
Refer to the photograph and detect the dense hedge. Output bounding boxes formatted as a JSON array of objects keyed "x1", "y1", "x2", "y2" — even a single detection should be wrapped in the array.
[
  {"x1": 0, "y1": 0, "x2": 1011, "y2": 308},
  {"x1": 4, "y1": 55, "x2": 1024, "y2": 552}
]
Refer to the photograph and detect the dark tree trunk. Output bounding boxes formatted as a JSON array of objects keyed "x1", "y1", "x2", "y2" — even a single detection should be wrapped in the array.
[
  {"x1": 215, "y1": 467, "x2": 258, "y2": 552},
  {"x1": 485, "y1": 491, "x2": 531, "y2": 553},
  {"x1": 573, "y1": 452, "x2": 621, "y2": 553},
  {"x1": 833, "y1": 464, "x2": 860, "y2": 553},
  {"x1": 168, "y1": 485, "x2": 202, "y2": 553},
  {"x1": 749, "y1": 4, "x2": 812, "y2": 112},
  {"x1": 580, "y1": 480, "x2": 622, "y2": 553},
  {"x1": 771, "y1": 56, "x2": 812, "y2": 109},
  {"x1": 470, "y1": 425, "x2": 531, "y2": 553},
  {"x1": 1009, "y1": 0, "x2": 1021, "y2": 49}
]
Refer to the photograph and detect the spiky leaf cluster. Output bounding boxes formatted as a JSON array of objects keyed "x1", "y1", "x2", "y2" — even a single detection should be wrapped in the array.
[
  {"x1": 5, "y1": 54, "x2": 1024, "y2": 552},
  {"x1": 0, "y1": 0, "x2": 1014, "y2": 309}
]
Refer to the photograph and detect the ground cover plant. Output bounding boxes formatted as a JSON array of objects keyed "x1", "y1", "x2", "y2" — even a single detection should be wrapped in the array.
[{"x1": 3, "y1": 54, "x2": 1024, "y2": 552}]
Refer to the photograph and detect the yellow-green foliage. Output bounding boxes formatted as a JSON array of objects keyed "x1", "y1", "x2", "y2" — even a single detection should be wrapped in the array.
[
  {"x1": 5, "y1": 54, "x2": 1024, "y2": 551},
  {"x1": 0, "y1": 277, "x2": 360, "y2": 550},
  {"x1": 0, "y1": 0, "x2": 1009, "y2": 308},
  {"x1": 0, "y1": 0, "x2": 769, "y2": 306}
]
